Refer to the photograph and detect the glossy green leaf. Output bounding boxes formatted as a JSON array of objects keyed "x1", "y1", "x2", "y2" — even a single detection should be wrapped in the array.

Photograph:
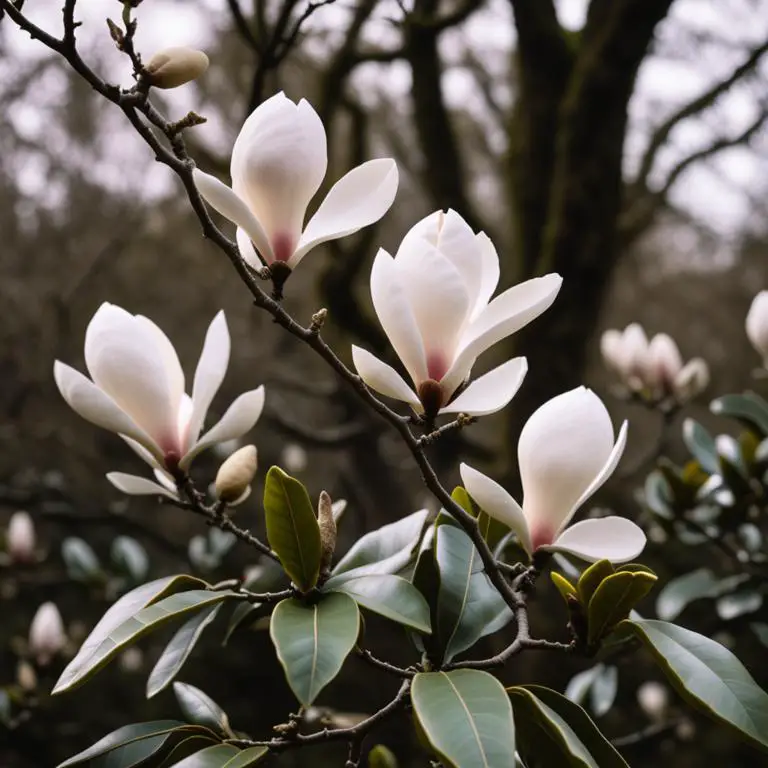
[
  {"x1": 368, "y1": 744, "x2": 398, "y2": 768},
  {"x1": 54, "y1": 588, "x2": 239, "y2": 694},
  {"x1": 220, "y1": 747, "x2": 270, "y2": 767},
  {"x1": 452, "y1": 486, "x2": 508, "y2": 551},
  {"x1": 711, "y1": 393, "x2": 768, "y2": 437},
  {"x1": 716, "y1": 590, "x2": 763, "y2": 621},
  {"x1": 587, "y1": 571, "x2": 656, "y2": 647},
  {"x1": 410, "y1": 526, "x2": 440, "y2": 655},
  {"x1": 157, "y1": 734, "x2": 222, "y2": 767},
  {"x1": 263, "y1": 466, "x2": 321, "y2": 592},
  {"x1": 511, "y1": 686, "x2": 628, "y2": 768},
  {"x1": 751, "y1": 622, "x2": 768, "y2": 647},
  {"x1": 577, "y1": 560, "x2": 614, "y2": 607},
  {"x1": 62, "y1": 537, "x2": 101, "y2": 582},
  {"x1": 324, "y1": 573, "x2": 431, "y2": 633},
  {"x1": 54, "y1": 575, "x2": 206, "y2": 694},
  {"x1": 270, "y1": 592, "x2": 359, "y2": 706},
  {"x1": 171, "y1": 744, "x2": 240, "y2": 767},
  {"x1": 332, "y1": 509, "x2": 429, "y2": 578},
  {"x1": 174, "y1": 682, "x2": 232, "y2": 737},
  {"x1": 147, "y1": 605, "x2": 221, "y2": 698},
  {"x1": 621, "y1": 619, "x2": 768, "y2": 752},
  {"x1": 412, "y1": 669, "x2": 516, "y2": 768},
  {"x1": 643, "y1": 471, "x2": 674, "y2": 519},
  {"x1": 682, "y1": 419, "x2": 720, "y2": 474},
  {"x1": 551, "y1": 572, "x2": 578, "y2": 604},
  {"x1": 589, "y1": 665, "x2": 618, "y2": 717},
  {"x1": 655, "y1": 569, "x2": 726, "y2": 621},
  {"x1": 111, "y1": 536, "x2": 149, "y2": 583},
  {"x1": 223, "y1": 602, "x2": 261, "y2": 645},
  {"x1": 57, "y1": 721, "x2": 186, "y2": 767},
  {"x1": 564, "y1": 666, "x2": 602, "y2": 706},
  {"x1": 435, "y1": 524, "x2": 512, "y2": 662}
]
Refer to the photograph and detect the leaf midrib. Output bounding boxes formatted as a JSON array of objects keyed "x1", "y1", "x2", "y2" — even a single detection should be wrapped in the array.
[{"x1": 442, "y1": 672, "x2": 490, "y2": 768}]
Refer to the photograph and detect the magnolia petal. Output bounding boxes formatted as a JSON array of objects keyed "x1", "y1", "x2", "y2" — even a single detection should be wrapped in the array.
[
  {"x1": 746, "y1": 290, "x2": 768, "y2": 362},
  {"x1": 545, "y1": 517, "x2": 647, "y2": 563},
  {"x1": 440, "y1": 357, "x2": 527, "y2": 416},
  {"x1": 459, "y1": 463, "x2": 532, "y2": 555},
  {"x1": 120, "y1": 435, "x2": 163, "y2": 470},
  {"x1": 292, "y1": 158, "x2": 399, "y2": 267},
  {"x1": 474, "y1": 232, "x2": 500, "y2": 320},
  {"x1": 153, "y1": 469, "x2": 179, "y2": 494},
  {"x1": 646, "y1": 333, "x2": 682, "y2": 388},
  {"x1": 181, "y1": 386, "x2": 265, "y2": 468},
  {"x1": 443, "y1": 273, "x2": 562, "y2": 395},
  {"x1": 106, "y1": 472, "x2": 179, "y2": 500},
  {"x1": 193, "y1": 168, "x2": 274, "y2": 263},
  {"x1": 674, "y1": 358, "x2": 709, "y2": 400},
  {"x1": 133, "y1": 314, "x2": 185, "y2": 418},
  {"x1": 617, "y1": 323, "x2": 649, "y2": 377},
  {"x1": 599, "y1": 329, "x2": 624, "y2": 372},
  {"x1": 370, "y1": 248, "x2": 427, "y2": 384},
  {"x1": 351, "y1": 346, "x2": 421, "y2": 407},
  {"x1": 236, "y1": 227, "x2": 265, "y2": 270},
  {"x1": 187, "y1": 311, "x2": 231, "y2": 449},
  {"x1": 54, "y1": 362, "x2": 161, "y2": 458}
]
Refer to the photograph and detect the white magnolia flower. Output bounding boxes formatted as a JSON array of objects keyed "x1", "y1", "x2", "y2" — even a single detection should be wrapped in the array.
[
  {"x1": 600, "y1": 324, "x2": 708, "y2": 402},
  {"x1": 55, "y1": 303, "x2": 265, "y2": 478},
  {"x1": 29, "y1": 602, "x2": 66, "y2": 666},
  {"x1": 461, "y1": 387, "x2": 645, "y2": 563},
  {"x1": 193, "y1": 92, "x2": 398, "y2": 272},
  {"x1": 352, "y1": 209, "x2": 562, "y2": 417},
  {"x1": 746, "y1": 290, "x2": 768, "y2": 366},
  {"x1": 6, "y1": 511, "x2": 36, "y2": 563}
]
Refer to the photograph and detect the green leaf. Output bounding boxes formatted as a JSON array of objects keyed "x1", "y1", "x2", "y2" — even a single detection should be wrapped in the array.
[
  {"x1": 587, "y1": 571, "x2": 656, "y2": 647},
  {"x1": 54, "y1": 575, "x2": 206, "y2": 694},
  {"x1": 324, "y1": 573, "x2": 431, "y2": 633},
  {"x1": 223, "y1": 603, "x2": 262, "y2": 645},
  {"x1": 171, "y1": 744, "x2": 241, "y2": 767},
  {"x1": 412, "y1": 669, "x2": 516, "y2": 768},
  {"x1": 643, "y1": 471, "x2": 674, "y2": 519},
  {"x1": 751, "y1": 622, "x2": 768, "y2": 647},
  {"x1": 716, "y1": 590, "x2": 763, "y2": 621},
  {"x1": 620, "y1": 619, "x2": 768, "y2": 752},
  {"x1": 577, "y1": 560, "x2": 614, "y2": 607},
  {"x1": 332, "y1": 509, "x2": 429, "y2": 578},
  {"x1": 452, "y1": 486, "x2": 507, "y2": 551},
  {"x1": 435, "y1": 524, "x2": 512, "y2": 663},
  {"x1": 589, "y1": 665, "x2": 618, "y2": 717},
  {"x1": 410, "y1": 526, "x2": 441, "y2": 655},
  {"x1": 147, "y1": 605, "x2": 221, "y2": 698},
  {"x1": 368, "y1": 744, "x2": 398, "y2": 768},
  {"x1": 220, "y1": 747, "x2": 269, "y2": 767},
  {"x1": 551, "y1": 572, "x2": 578, "y2": 604},
  {"x1": 54, "y1": 589, "x2": 239, "y2": 694},
  {"x1": 682, "y1": 419, "x2": 720, "y2": 474},
  {"x1": 711, "y1": 393, "x2": 768, "y2": 437},
  {"x1": 156, "y1": 735, "x2": 221, "y2": 766},
  {"x1": 655, "y1": 569, "x2": 728, "y2": 621},
  {"x1": 270, "y1": 592, "x2": 359, "y2": 706},
  {"x1": 56, "y1": 721, "x2": 187, "y2": 767},
  {"x1": 174, "y1": 683, "x2": 232, "y2": 737},
  {"x1": 62, "y1": 537, "x2": 101, "y2": 582},
  {"x1": 510, "y1": 686, "x2": 628, "y2": 768},
  {"x1": 564, "y1": 666, "x2": 602, "y2": 706},
  {"x1": 111, "y1": 536, "x2": 149, "y2": 583},
  {"x1": 263, "y1": 466, "x2": 321, "y2": 593}
]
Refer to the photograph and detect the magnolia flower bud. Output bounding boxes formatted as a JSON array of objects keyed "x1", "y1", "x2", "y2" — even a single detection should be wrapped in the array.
[
  {"x1": 746, "y1": 290, "x2": 768, "y2": 367},
  {"x1": 215, "y1": 445, "x2": 258, "y2": 504},
  {"x1": 636, "y1": 681, "x2": 669, "y2": 721},
  {"x1": 317, "y1": 490, "x2": 337, "y2": 573},
  {"x1": 29, "y1": 602, "x2": 66, "y2": 666},
  {"x1": 673, "y1": 358, "x2": 709, "y2": 402},
  {"x1": 16, "y1": 660, "x2": 37, "y2": 692},
  {"x1": 281, "y1": 443, "x2": 308, "y2": 473},
  {"x1": 6, "y1": 511, "x2": 36, "y2": 563},
  {"x1": 145, "y1": 47, "x2": 209, "y2": 89}
]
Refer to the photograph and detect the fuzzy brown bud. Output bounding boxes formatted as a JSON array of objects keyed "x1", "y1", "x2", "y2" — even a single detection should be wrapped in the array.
[
  {"x1": 145, "y1": 47, "x2": 209, "y2": 89},
  {"x1": 215, "y1": 445, "x2": 258, "y2": 504},
  {"x1": 317, "y1": 490, "x2": 337, "y2": 573}
]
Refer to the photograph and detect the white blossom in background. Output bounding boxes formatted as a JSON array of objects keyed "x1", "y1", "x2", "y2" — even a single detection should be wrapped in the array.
[
  {"x1": 29, "y1": 602, "x2": 66, "y2": 666},
  {"x1": 600, "y1": 323, "x2": 708, "y2": 402},
  {"x1": 353, "y1": 209, "x2": 561, "y2": 417},
  {"x1": 193, "y1": 92, "x2": 398, "y2": 272},
  {"x1": 461, "y1": 387, "x2": 645, "y2": 563},
  {"x1": 746, "y1": 290, "x2": 768, "y2": 367},
  {"x1": 54, "y1": 304, "x2": 265, "y2": 496},
  {"x1": 637, "y1": 681, "x2": 669, "y2": 721},
  {"x1": 282, "y1": 443, "x2": 308, "y2": 473},
  {"x1": 6, "y1": 510, "x2": 36, "y2": 563}
]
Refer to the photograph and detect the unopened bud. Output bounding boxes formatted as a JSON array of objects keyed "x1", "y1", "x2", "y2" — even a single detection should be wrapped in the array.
[
  {"x1": 317, "y1": 491, "x2": 337, "y2": 573},
  {"x1": 29, "y1": 602, "x2": 66, "y2": 666},
  {"x1": 16, "y1": 660, "x2": 37, "y2": 692},
  {"x1": 145, "y1": 47, "x2": 209, "y2": 89},
  {"x1": 6, "y1": 511, "x2": 36, "y2": 563},
  {"x1": 636, "y1": 681, "x2": 668, "y2": 721},
  {"x1": 215, "y1": 445, "x2": 258, "y2": 504}
]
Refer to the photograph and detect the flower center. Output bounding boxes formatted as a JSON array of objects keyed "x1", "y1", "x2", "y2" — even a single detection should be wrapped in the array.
[
  {"x1": 426, "y1": 351, "x2": 448, "y2": 382},
  {"x1": 272, "y1": 232, "x2": 294, "y2": 263},
  {"x1": 530, "y1": 522, "x2": 556, "y2": 552},
  {"x1": 417, "y1": 378, "x2": 445, "y2": 420}
]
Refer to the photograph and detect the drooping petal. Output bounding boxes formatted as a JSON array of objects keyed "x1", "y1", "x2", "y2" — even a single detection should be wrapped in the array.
[
  {"x1": 120, "y1": 435, "x2": 163, "y2": 470},
  {"x1": 474, "y1": 232, "x2": 500, "y2": 320},
  {"x1": 459, "y1": 463, "x2": 532, "y2": 555},
  {"x1": 186, "y1": 311, "x2": 231, "y2": 449},
  {"x1": 746, "y1": 290, "x2": 768, "y2": 364},
  {"x1": 54, "y1": 361, "x2": 161, "y2": 458},
  {"x1": 231, "y1": 94, "x2": 327, "y2": 260},
  {"x1": 154, "y1": 469, "x2": 179, "y2": 494},
  {"x1": 370, "y1": 249, "x2": 427, "y2": 385},
  {"x1": 442, "y1": 273, "x2": 562, "y2": 395},
  {"x1": 291, "y1": 159, "x2": 399, "y2": 268},
  {"x1": 544, "y1": 517, "x2": 646, "y2": 563},
  {"x1": 395, "y1": 239, "x2": 470, "y2": 379},
  {"x1": 351, "y1": 346, "x2": 421, "y2": 407},
  {"x1": 181, "y1": 386, "x2": 265, "y2": 469},
  {"x1": 106, "y1": 472, "x2": 178, "y2": 500},
  {"x1": 193, "y1": 169, "x2": 274, "y2": 263},
  {"x1": 518, "y1": 387, "x2": 616, "y2": 546},
  {"x1": 83, "y1": 304, "x2": 180, "y2": 453},
  {"x1": 440, "y1": 357, "x2": 527, "y2": 416}
]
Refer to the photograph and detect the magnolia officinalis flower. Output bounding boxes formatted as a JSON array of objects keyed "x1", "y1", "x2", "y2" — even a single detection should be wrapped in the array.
[
  {"x1": 746, "y1": 290, "x2": 768, "y2": 366},
  {"x1": 601, "y1": 324, "x2": 708, "y2": 402},
  {"x1": 352, "y1": 209, "x2": 561, "y2": 417},
  {"x1": 6, "y1": 510, "x2": 36, "y2": 563},
  {"x1": 461, "y1": 387, "x2": 645, "y2": 563},
  {"x1": 193, "y1": 92, "x2": 398, "y2": 275},
  {"x1": 29, "y1": 602, "x2": 66, "y2": 666},
  {"x1": 54, "y1": 304, "x2": 265, "y2": 478}
]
